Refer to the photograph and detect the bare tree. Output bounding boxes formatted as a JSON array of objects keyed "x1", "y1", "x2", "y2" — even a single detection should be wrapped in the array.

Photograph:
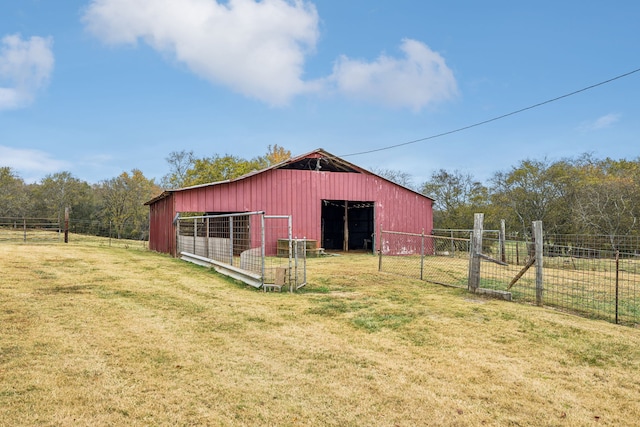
[
  {"x1": 370, "y1": 167, "x2": 416, "y2": 190},
  {"x1": 161, "y1": 150, "x2": 195, "y2": 189},
  {"x1": 574, "y1": 177, "x2": 638, "y2": 250}
]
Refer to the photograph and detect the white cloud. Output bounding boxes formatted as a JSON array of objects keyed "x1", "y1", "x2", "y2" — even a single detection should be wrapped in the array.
[
  {"x1": 329, "y1": 39, "x2": 458, "y2": 111},
  {"x1": 579, "y1": 113, "x2": 621, "y2": 131},
  {"x1": 83, "y1": 1, "x2": 458, "y2": 110},
  {"x1": 0, "y1": 146, "x2": 69, "y2": 182},
  {"x1": 0, "y1": 34, "x2": 54, "y2": 111},
  {"x1": 83, "y1": 0, "x2": 320, "y2": 106}
]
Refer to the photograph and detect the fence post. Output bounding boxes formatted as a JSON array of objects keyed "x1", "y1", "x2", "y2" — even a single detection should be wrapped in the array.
[
  {"x1": 533, "y1": 220, "x2": 544, "y2": 306},
  {"x1": 288, "y1": 216, "x2": 293, "y2": 293},
  {"x1": 378, "y1": 225, "x2": 383, "y2": 272},
  {"x1": 499, "y1": 219, "x2": 506, "y2": 263},
  {"x1": 261, "y1": 214, "x2": 266, "y2": 291},
  {"x1": 176, "y1": 216, "x2": 180, "y2": 257},
  {"x1": 229, "y1": 216, "x2": 234, "y2": 266},
  {"x1": 64, "y1": 207, "x2": 70, "y2": 243},
  {"x1": 192, "y1": 218, "x2": 197, "y2": 254},
  {"x1": 205, "y1": 217, "x2": 210, "y2": 258},
  {"x1": 23, "y1": 219, "x2": 27, "y2": 242},
  {"x1": 450, "y1": 229, "x2": 455, "y2": 256},
  {"x1": 420, "y1": 229, "x2": 425, "y2": 281},
  {"x1": 468, "y1": 213, "x2": 484, "y2": 292},
  {"x1": 615, "y1": 250, "x2": 620, "y2": 324}
]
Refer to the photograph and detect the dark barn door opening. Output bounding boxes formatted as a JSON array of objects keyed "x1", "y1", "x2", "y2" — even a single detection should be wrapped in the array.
[{"x1": 321, "y1": 200, "x2": 374, "y2": 252}]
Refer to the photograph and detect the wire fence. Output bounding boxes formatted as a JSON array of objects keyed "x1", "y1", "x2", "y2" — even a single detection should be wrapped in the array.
[
  {"x1": 0, "y1": 217, "x2": 148, "y2": 249},
  {"x1": 479, "y1": 235, "x2": 640, "y2": 326},
  {"x1": 380, "y1": 227, "x2": 640, "y2": 327},
  {"x1": 378, "y1": 230, "x2": 470, "y2": 288},
  {"x1": 0, "y1": 218, "x2": 62, "y2": 242}
]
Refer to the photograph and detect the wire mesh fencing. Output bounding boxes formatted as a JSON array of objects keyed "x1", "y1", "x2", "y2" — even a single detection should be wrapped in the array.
[
  {"x1": 176, "y1": 212, "x2": 307, "y2": 291},
  {"x1": 478, "y1": 235, "x2": 640, "y2": 326},
  {"x1": 378, "y1": 230, "x2": 470, "y2": 288},
  {"x1": 380, "y1": 225, "x2": 640, "y2": 327},
  {"x1": 68, "y1": 220, "x2": 149, "y2": 249}
]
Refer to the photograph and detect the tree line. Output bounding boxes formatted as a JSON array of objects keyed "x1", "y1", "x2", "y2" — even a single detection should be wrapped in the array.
[
  {"x1": 2, "y1": 146, "x2": 638, "y2": 243},
  {"x1": 0, "y1": 145, "x2": 291, "y2": 240},
  {"x1": 421, "y1": 154, "x2": 640, "y2": 246}
]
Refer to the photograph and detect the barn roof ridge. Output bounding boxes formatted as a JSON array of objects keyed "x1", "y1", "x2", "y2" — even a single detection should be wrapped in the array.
[{"x1": 144, "y1": 148, "x2": 432, "y2": 206}]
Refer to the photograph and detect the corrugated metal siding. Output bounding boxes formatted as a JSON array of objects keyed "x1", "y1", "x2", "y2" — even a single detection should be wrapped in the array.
[
  {"x1": 172, "y1": 169, "x2": 432, "y2": 242},
  {"x1": 148, "y1": 193, "x2": 176, "y2": 255}
]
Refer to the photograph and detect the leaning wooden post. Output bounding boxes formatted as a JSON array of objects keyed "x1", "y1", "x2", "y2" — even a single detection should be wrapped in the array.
[
  {"x1": 64, "y1": 207, "x2": 70, "y2": 243},
  {"x1": 533, "y1": 220, "x2": 544, "y2": 306},
  {"x1": 468, "y1": 213, "x2": 484, "y2": 292}
]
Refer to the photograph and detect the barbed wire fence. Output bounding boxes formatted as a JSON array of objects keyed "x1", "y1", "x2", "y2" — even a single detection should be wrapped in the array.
[{"x1": 379, "y1": 217, "x2": 640, "y2": 327}]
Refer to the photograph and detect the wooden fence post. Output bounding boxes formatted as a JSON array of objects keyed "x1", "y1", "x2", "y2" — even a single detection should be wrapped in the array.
[
  {"x1": 533, "y1": 220, "x2": 544, "y2": 306},
  {"x1": 615, "y1": 250, "x2": 620, "y2": 324},
  {"x1": 64, "y1": 207, "x2": 69, "y2": 243},
  {"x1": 420, "y1": 229, "x2": 425, "y2": 281},
  {"x1": 378, "y1": 225, "x2": 383, "y2": 272},
  {"x1": 500, "y1": 219, "x2": 506, "y2": 263},
  {"x1": 468, "y1": 213, "x2": 484, "y2": 292}
]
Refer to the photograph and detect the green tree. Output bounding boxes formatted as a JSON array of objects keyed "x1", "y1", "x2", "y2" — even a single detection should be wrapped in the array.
[
  {"x1": 490, "y1": 159, "x2": 570, "y2": 236},
  {"x1": 183, "y1": 154, "x2": 258, "y2": 187},
  {"x1": 31, "y1": 172, "x2": 95, "y2": 223},
  {"x1": 181, "y1": 146, "x2": 292, "y2": 187},
  {"x1": 572, "y1": 157, "x2": 640, "y2": 247},
  {"x1": 421, "y1": 169, "x2": 488, "y2": 229},
  {"x1": 261, "y1": 144, "x2": 291, "y2": 166},
  {"x1": 0, "y1": 167, "x2": 31, "y2": 217},
  {"x1": 97, "y1": 169, "x2": 160, "y2": 239}
]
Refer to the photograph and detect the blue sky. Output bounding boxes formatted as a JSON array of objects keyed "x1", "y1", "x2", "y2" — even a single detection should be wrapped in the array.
[{"x1": 1, "y1": 1, "x2": 639, "y2": 186}]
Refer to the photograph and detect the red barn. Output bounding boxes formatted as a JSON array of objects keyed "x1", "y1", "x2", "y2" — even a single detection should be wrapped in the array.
[{"x1": 146, "y1": 149, "x2": 433, "y2": 256}]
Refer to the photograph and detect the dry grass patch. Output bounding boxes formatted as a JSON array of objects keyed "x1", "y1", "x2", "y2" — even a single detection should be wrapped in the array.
[{"x1": 1, "y1": 244, "x2": 640, "y2": 426}]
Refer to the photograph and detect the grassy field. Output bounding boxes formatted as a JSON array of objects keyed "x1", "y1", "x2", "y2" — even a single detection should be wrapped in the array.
[{"x1": 2, "y1": 242, "x2": 640, "y2": 426}]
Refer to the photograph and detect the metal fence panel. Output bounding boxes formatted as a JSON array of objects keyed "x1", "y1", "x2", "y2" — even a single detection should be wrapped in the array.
[{"x1": 176, "y1": 212, "x2": 307, "y2": 291}]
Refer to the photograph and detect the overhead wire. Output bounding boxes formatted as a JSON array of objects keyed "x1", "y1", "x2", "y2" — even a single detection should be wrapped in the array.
[{"x1": 339, "y1": 67, "x2": 640, "y2": 158}]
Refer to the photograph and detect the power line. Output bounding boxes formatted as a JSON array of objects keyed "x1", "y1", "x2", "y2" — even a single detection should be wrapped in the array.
[{"x1": 340, "y1": 67, "x2": 640, "y2": 158}]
